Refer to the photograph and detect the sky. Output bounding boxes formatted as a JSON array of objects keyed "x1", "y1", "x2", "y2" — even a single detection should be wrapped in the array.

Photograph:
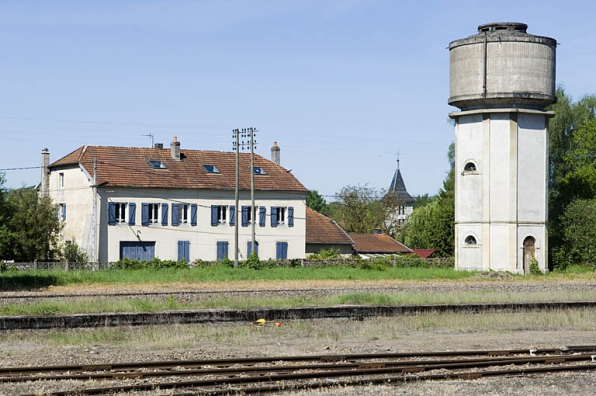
[{"x1": 1, "y1": 0, "x2": 595, "y2": 200}]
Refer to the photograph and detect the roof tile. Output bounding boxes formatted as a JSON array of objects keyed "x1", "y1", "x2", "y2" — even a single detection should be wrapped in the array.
[{"x1": 306, "y1": 208, "x2": 354, "y2": 245}]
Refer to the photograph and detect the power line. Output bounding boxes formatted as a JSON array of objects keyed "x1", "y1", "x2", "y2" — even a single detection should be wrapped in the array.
[{"x1": 0, "y1": 166, "x2": 42, "y2": 171}]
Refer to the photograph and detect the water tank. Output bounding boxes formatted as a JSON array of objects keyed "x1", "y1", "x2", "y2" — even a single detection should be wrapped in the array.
[{"x1": 449, "y1": 22, "x2": 557, "y2": 111}]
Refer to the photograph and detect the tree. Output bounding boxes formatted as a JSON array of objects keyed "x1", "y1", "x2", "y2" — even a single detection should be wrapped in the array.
[
  {"x1": 400, "y1": 143, "x2": 454, "y2": 257},
  {"x1": 559, "y1": 198, "x2": 596, "y2": 266},
  {"x1": 0, "y1": 187, "x2": 62, "y2": 261},
  {"x1": 306, "y1": 190, "x2": 330, "y2": 215},
  {"x1": 331, "y1": 185, "x2": 399, "y2": 235}
]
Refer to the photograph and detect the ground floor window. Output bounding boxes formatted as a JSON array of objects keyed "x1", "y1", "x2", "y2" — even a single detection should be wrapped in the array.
[
  {"x1": 178, "y1": 240, "x2": 190, "y2": 262},
  {"x1": 217, "y1": 241, "x2": 229, "y2": 260},
  {"x1": 276, "y1": 242, "x2": 288, "y2": 260},
  {"x1": 120, "y1": 241, "x2": 156, "y2": 261}
]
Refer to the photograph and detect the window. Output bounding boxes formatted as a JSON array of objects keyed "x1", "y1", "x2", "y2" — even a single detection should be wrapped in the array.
[
  {"x1": 271, "y1": 206, "x2": 294, "y2": 227},
  {"x1": 58, "y1": 203, "x2": 66, "y2": 220},
  {"x1": 465, "y1": 235, "x2": 477, "y2": 245},
  {"x1": 276, "y1": 242, "x2": 288, "y2": 260},
  {"x1": 242, "y1": 206, "x2": 257, "y2": 226},
  {"x1": 148, "y1": 160, "x2": 167, "y2": 169},
  {"x1": 148, "y1": 203, "x2": 159, "y2": 224},
  {"x1": 178, "y1": 241, "x2": 190, "y2": 262},
  {"x1": 203, "y1": 165, "x2": 220, "y2": 173},
  {"x1": 464, "y1": 162, "x2": 477, "y2": 172},
  {"x1": 247, "y1": 241, "x2": 259, "y2": 257},
  {"x1": 114, "y1": 203, "x2": 126, "y2": 223},
  {"x1": 398, "y1": 206, "x2": 405, "y2": 215},
  {"x1": 217, "y1": 241, "x2": 229, "y2": 260},
  {"x1": 179, "y1": 204, "x2": 189, "y2": 224},
  {"x1": 59, "y1": 173, "x2": 64, "y2": 188},
  {"x1": 211, "y1": 205, "x2": 228, "y2": 226},
  {"x1": 252, "y1": 167, "x2": 266, "y2": 175}
]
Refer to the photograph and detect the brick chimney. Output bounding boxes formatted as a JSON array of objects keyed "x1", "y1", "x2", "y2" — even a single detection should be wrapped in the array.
[
  {"x1": 40, "y1": 148, "x2": 50, "y2": 197},
  {"x1": 271, "y1": 141, "x2": 280, "y2": 165},
  {"x1": 170, "y1": 136, "x2": 180, "y2": 161}
]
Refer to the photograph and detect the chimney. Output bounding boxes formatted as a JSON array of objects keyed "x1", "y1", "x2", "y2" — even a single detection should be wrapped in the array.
[
  {"x1": 372, "y1": 228, "x2": 382, "y2": 235},
  {"x1": 154, "y1": 143, "x2": 164, "y2": 149},
  {"x1": 271, "y1": 141, "x2": 280, "y2": 165},
  {"x1": 40, "y1": 148, "x2": 50, "y2": 197},
  {"x1": 170, "y1": 136, "x2": 180, "y2": 161}
]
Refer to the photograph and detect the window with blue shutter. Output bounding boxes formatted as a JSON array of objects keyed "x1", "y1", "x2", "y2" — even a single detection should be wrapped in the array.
[
  {"x1": 177, "y1": 240, "x2": 190, "y2": 262},
  {"x1": 270, "y1": 206, "x2": 278, "y2": 227},
  {"x1": 190, "y1": 204, "x2": 197, "y2": 226},
  {"x1": 128, "y1": 203, "x2": 136, "y2": 225},
  {"x1": 229, "y1": 205, "x2": 236, "y2": 226},
  {"x1": 62, "y1": 204, "x2": 66, "y2": 220},
  {"x1": 259, "y1": 207, "x2": 266, "y2": 227},
  {"x1": 108, "y1": 202, "x2": 116, "y2": 225},
  {"x1": 172, "y1": 203, "x2": 179, "y2": 226},
  {"x1": 247, "y1": 241, "x2": 259, "y2": 257},
  {"x1": 161, "y1": 203, "x2": 168, "y2": 226},
  {"x1": 288, "y1": 207, "x2": 294, "y2": 227},
  {"x1": 276, "y1": 242, "x2": 288, "y2": 259},
  {"x1": 141, "y1": 203, "x2": 149, "y2": 226},
  {"x1": 217, "y1": 241, "x2": 229, "y2": 260},
  {"x1": 241, "y1": 206, "x2": 248, "y2": 227},
  {"x1": 211, "y1": 205, "x2": 218, "y2": 226}
]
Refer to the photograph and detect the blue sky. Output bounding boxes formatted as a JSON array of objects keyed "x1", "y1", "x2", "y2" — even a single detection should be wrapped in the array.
[{"x1": 1, "y1": 1, "x2": 595, "y2": 200}]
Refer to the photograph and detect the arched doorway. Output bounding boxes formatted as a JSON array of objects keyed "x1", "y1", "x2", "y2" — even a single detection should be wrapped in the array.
[{"x1": 523, "y1": 237, "x2": 536, "y2": 275}]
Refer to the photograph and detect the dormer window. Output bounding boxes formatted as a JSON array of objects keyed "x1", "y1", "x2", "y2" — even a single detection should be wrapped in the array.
[
  {"x1": 253, "y1": 167, "x2": 267, "y2": 175},
  {"x1": 203, "y1": 165, "x2": 220, "y2": 173},
  {"x1": 149, "y1": 160, "x2": 167, "y2": 169}
]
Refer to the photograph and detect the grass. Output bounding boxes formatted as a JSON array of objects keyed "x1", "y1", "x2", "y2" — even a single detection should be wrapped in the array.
[
  {"x1": 0, "y1": 266, "x2": 478, "y2": 291},
  {"x1": 2, "y1": 290, "x2": 596, "y2": 316},
  {"x1": 3, "y1": 309, "x2": 595, "y2": 350}
]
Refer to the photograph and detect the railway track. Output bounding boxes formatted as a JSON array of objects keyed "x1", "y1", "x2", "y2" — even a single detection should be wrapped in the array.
[{"x1": 5, "y1": 345, "x2": 596, "y2": 395}]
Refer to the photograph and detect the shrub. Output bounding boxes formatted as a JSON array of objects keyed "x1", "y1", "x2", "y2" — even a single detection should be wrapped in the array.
[
  {"x1": 63, "y1": 242, "x2": 88, "y2": 263},
  {"x1": 112, "y1": 257, "x2": 188, "y2": 270},
  {"x1": 242, "y1": 253, "x2": 262, "y2": 270},
  {"x1": 220, "y1": 257, "x2": 234, "y2": 268},
  {"x1": 358, "y1": 257, "x2": 390, "y2": 271},
  {"x1": 530, "y1": 258, "x2": 542, "y2": 275},
  {"x1": 308, "y1": 248, "x2": 341, "y2": 259}
]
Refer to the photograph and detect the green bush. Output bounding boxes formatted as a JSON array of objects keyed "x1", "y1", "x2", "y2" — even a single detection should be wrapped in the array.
[
  {"x1": 220, "y1": 257, "x2": 234, "y2": 268},
  {"x1": 530, "y1": 258, "x2": 542, "y2": 275},
  {"x1": 112, "y1": 257, "x2": 189, "y2": 270},
  {"x1": 242, "y1": 253, "x2": 262, "y2": 270},
  {"x1": 308, "y1": 248, "x2": 341, "y2": 259},
  {"x1": 63, "y1": 242, "x2": 88, "y2": 263},
  {"x1": 358, "y1": 257, "x2": 390, "y2": 271},
  {"x1": 395, "y1": 254, "x2": 429, "y2": 268}
]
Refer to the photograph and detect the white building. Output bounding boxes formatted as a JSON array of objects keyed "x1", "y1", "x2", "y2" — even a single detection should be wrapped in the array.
[
  {"x1": 449, "y1": 23, "x2": 556, "y2": 273},
  {"x1": 42, "y1": 138, "x2": 307, "y2": 263}
]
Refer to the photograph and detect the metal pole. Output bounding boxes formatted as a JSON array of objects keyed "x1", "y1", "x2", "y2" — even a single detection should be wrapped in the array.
[
  {"x1": 234, "y1": 129, "x2": 239, "y2": 268},
  {"x1": 93, "y1": 158, "x2": 97, "y2": 264},
  {"x1": 250, "y1": 128, "x2": 256, "y2": 255}
]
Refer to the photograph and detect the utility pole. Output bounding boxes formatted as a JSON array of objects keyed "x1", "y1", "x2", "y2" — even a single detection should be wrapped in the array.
[
  {"x1": 92, "y1": 158, "x2": 98, "y2": 265},
  {"x1": 232, "y1": 129, "x2": 240, "y2": 268},
  {"x1": 232, "y1": 127, "x2": 258, "y2": 266}
]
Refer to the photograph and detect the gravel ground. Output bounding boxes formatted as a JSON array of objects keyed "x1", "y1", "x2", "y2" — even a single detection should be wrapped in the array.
[{"x1": 1, "y1": 278, "x2": 595, "y2": 395}]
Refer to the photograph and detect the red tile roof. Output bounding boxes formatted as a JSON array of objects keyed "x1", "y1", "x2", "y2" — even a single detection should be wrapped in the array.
[
  {"x1": 349, "y1": 233, "x2": 413, "y2": 254},
  {"x1": 50, "y1": 145, "x2": 307, "y2": 192},
  {"x1": 306, "y1": 208, "x2": 354, "y2": 245},
  {"x1": 412, "y1": 249, "x2": 436, "y2": 259}
]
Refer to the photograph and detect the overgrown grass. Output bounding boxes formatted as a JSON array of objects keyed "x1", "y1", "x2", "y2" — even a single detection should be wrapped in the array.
[
  {"x1": 3, "y1": 290, "x2": 596, "y2": 316},
  {"x1": 0, "y1": 267, "x2": 477, "y2": 290}
]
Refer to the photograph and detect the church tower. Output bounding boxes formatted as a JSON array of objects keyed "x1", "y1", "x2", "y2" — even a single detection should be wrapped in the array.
[
  {"x1": 386, "y1": 156, "x2": 415, "y2": 226},
  {"x1": 449, "y1": 23, "x2": 556, "y2": 274}
]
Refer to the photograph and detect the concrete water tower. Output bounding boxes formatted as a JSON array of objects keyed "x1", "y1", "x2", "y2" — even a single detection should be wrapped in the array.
[{"x1": 448, "y1": 22, "x2": 557, "y2": 274}]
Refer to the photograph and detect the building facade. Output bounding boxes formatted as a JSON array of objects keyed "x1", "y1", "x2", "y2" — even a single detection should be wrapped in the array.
[{"x1": 44, "y1": 138, "x2": 307, "y2": 263}]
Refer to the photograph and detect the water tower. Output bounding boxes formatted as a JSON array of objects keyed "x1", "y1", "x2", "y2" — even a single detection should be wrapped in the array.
[{"x1": 448, "y1": 23, "x2": 557, "y2": 273}]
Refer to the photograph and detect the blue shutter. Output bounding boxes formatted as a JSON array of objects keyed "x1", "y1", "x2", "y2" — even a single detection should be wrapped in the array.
[
  {"x1": 178, "y1": 240, "x2": 190, "y2": 262},
  {"x1": 259, "y1": 207, "x2": 266, "y2": 227},
  {"x1": 241, "y1": 206, "x2": 248, "y2": 227},
  {"x1": 161, "y1": 203, "x2": 168, "y2": 226},
  {"x1": 211, "y1": 205, "x2": 218, "y2": 226},
  {"x1": 217, "y1": 241, "x2": 229, "y2": 260},
  {"x1": 128, "y1": 203, "x2": 136, "y2": 225},
  {"x1": 282, "y1": 242, "x2": 288, "y2": 259},
  {"x1": 141, "y1": 203, "x2": 149, "y2": 226},
  {"x1": 108, "y1": 202, "x2": 116, "y2": 225},
  {"x1": 190, "y1": 204, "x2": 197, "y2": 226},
  {"x1": 271, "y1": 206, "x2": 278, "y2": 227},
  {"x1": 288, "y1": 207, "x2": 294, "y2": 227},
  {"x1": 248, "y1": 241, "x2": 259, "y2": 257},
  {"x1": 62, "y1": 204, "x2": 66, "y2": 220},
  {"x1": 172, "y1": 203, "x2": 179, "y2": 226},
  {"x1": 276, "y1": 242, "x2": 282, "y2": 259},
  {"x1": 229, "y1": 205, "x2": 236, "y2": 226}
]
